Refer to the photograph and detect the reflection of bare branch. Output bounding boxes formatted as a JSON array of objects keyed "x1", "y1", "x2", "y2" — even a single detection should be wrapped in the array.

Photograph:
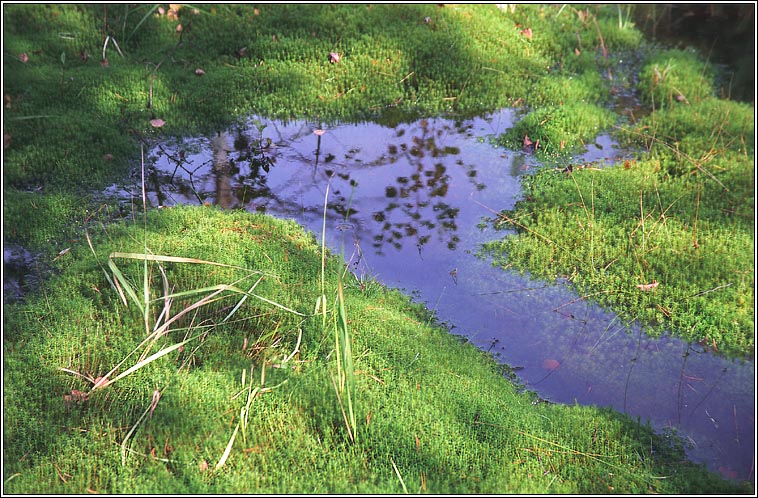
[{"x1": 136, "y1": 116, "x2": 482, "y2": 255}]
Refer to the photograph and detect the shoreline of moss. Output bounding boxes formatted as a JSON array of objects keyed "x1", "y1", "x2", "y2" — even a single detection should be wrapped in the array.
[
  {"x1": 3, "y1": 205, "x2": 751, "y2": 494},
  {"x1": 2, "y1": 3, "x2": 755, "y2": 492}
]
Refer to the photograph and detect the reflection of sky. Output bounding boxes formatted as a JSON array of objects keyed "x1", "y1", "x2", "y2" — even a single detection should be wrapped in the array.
[{"x1": 106, "y1": 109, "x2": 754, "y2": 484}]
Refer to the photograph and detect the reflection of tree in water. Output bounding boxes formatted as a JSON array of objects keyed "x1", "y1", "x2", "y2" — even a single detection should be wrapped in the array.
[
  {"x1": 371, "y1": 119, "x2": 462, "y2": 255},
  {"x1": 145, "y1": 124, "x2": 278, "y2": 210},
  {"x1": 142, "y1": 115, "x2": 484, "y2": 256}
]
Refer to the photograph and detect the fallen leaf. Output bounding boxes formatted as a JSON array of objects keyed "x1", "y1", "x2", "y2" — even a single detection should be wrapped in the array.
[
  {"x1": 19, "y1": 52, "x2": 29, "y2": 63},
  {"x1": 194, "y1": 68, "x2": 205, "y2": 76},
  {"x1": 329, "y1": 52, "x2": 340, "y2": 64},
  {"x1": 542, "y1": 358, "x2": 560, "y2": 371},
  {"x1": 636, "y1": 280, "x2": 659, "y2": 291},
  {"x1": 523, "y1": 134, "x2": 539, "y2": 153},
  {"x1": 150, "y1": 118, "x2": 165, "y2": 128},
  {"x1": 64, "y1": 389, "x2": 89, "y2": 407},
  {"x1": 167, "y1": 4, "x2": 182, "y2": 20}
]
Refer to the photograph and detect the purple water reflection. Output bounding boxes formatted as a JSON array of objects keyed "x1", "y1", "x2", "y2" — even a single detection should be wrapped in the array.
[{"x1": 108, "y1": 109, "x2": 755, "y2": 484}]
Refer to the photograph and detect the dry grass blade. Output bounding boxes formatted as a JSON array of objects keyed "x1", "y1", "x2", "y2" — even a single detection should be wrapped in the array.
[
  {"x1": 216, "y1": 423, "x2": 240, "y2": 470},
  {"x1": 390, "y1": 457, "x2": 409, "y2": 494},
  {"x1": 95, "y1": 333, "x2": 202, "y2": 390}
]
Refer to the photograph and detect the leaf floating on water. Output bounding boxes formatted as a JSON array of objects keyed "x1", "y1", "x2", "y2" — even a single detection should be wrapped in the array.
[
  {"x1": 150, "y1": 118, "x2": 165, "y2": 128},
  {"x1": 542, "y1": 358, "x2": 560, "y2": 371},
  {"x1": 636, "y1": 280, "x2": 659, "y2": 292}
]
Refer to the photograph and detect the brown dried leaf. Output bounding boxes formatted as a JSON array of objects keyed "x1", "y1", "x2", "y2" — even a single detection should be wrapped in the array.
[
  {"x1": 636, "y1": 280, "x2": 659, "y2": 292},
  {"x1": 167, "y1": 4, "x2": 182, "y2": 20}
]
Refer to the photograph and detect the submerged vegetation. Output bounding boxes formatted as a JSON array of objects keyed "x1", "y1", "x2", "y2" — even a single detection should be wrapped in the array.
[{"x1": 2, "y1": 3, "x2": 754, "y2": 494}]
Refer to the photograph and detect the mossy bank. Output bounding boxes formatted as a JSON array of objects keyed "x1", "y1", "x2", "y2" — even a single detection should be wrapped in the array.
[
  {"x1": 3, "y1": 205, "x2": 748, "y2": 494},
  {"x1": 3, "y1": 3, "x2": 754, "y2": 494}
]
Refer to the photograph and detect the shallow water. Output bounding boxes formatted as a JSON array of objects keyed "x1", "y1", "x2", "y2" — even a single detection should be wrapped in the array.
[{"x1": 106, "y1": 109, "x2": 754, "y2": 484}]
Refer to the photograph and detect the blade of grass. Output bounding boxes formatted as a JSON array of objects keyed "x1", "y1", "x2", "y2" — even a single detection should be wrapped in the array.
[
  {"x1": 125, "y1": 4, "x2": 160, "y2": 44},
  {"x1": 390, "y1": 457, "x2": 408, "y2": 494},
  {"x1": 96, "y1": 333, "x2": 203, "y2": 390},
  {"x1": 216, "y1": 423, "x2": 240, "y2": 470}
]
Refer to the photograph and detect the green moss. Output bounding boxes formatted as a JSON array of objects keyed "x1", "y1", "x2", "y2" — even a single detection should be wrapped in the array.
[
  {"x1": 495, "y1": 102, "x2": 617, "y2": 159},
  {"x1": 637, "y1": 49, "x2": 716, "y2": 109},
  {"x1": 2, "y1": 4, "x2": 754, "y2": 493},
  {"x1": 3, "y1": 206, "x2": 747, "y2": 494},
  {"x1": 484, "y1": 155, "x2": 754, "y2": 357}
]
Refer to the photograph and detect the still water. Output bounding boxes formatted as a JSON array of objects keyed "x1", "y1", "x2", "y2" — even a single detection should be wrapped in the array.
[{"x1": 107, "y1": 109, "x2": 754, "y2": 483}]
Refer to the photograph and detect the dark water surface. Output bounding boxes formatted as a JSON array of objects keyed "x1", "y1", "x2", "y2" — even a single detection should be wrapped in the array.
[{"x1": 106, "y1": 109, "x2": 754, "y2": 484}]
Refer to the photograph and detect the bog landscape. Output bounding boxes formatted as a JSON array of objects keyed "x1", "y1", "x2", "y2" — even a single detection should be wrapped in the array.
[{"x1": 2, "y1": 4, "x2": 754, "y2": 494}]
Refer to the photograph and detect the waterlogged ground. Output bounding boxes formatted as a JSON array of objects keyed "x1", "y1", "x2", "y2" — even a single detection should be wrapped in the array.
[{"x1": 102, "y1": 109, "x2": 754, "y2": 482}]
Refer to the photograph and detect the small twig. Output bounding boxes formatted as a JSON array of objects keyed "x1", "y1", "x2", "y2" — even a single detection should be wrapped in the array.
[{"x1": 688, "y1": 282, "x2": 732, "y2": 298}]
